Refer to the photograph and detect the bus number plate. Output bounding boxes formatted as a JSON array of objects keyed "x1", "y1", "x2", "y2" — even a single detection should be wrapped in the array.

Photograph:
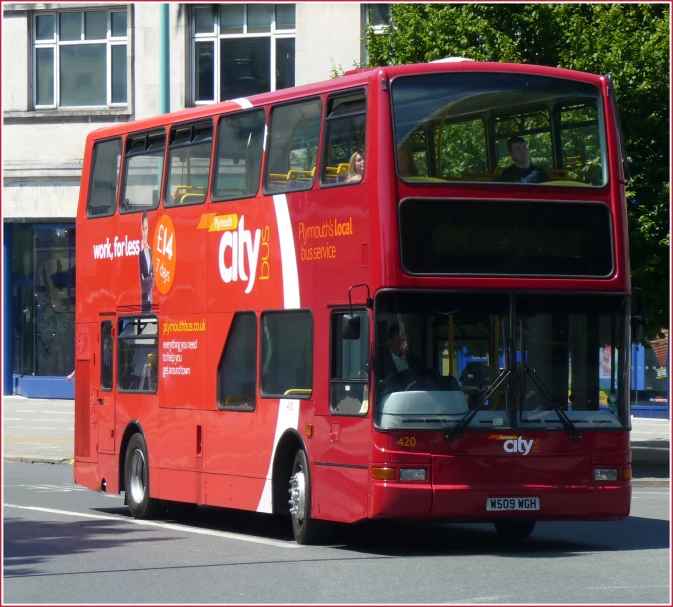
[{"x1": 486, "y1": 497, "x2": 540, "y2": 511}]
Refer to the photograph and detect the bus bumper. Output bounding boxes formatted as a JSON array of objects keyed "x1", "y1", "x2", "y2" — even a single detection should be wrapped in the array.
[{"x1": 368, "y1": 481, "x2": 632, "y2": 521}]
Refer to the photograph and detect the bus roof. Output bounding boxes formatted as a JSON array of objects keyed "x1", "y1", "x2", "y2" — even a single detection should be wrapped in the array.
[{"x1": 86, "y1": 61, "x2": 605, "y2": 141}]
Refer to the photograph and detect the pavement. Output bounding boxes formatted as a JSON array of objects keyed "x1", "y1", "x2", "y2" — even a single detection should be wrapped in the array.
[{"x1": 2, "y1": 396, "x2": 670, "y2": 483}]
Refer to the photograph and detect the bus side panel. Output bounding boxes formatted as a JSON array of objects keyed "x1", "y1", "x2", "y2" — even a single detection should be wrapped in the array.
[
  {"x1": 158, "y1": 468, "x2": 202, "y2": 504},
  {"x1": 311, "y1": 414, "x2": 371, "y2": 523},
  {"x1": 204, "y1": 473, "x2": 266, "y2": 511},
  {"x1": 98, "y1": 452, "x2": 120, "y2": 494}
]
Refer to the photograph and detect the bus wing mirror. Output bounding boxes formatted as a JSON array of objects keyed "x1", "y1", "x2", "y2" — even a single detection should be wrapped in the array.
[{"x1": 342, "y1": 315, "x2": 361, "y2": 340}]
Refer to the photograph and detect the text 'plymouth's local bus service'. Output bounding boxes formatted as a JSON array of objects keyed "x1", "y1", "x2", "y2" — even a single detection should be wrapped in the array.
[{"x1": 73, "y1": 59, "x2": 640, "y2": 543}]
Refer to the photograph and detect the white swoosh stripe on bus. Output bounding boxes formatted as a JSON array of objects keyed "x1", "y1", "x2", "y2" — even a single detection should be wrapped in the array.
[
  {"x1": 257, "y1": 194, "x2": 302, "y2": 513},
  {"x1": 230, "y1": 97, "x2": 253, "y2": 109}
]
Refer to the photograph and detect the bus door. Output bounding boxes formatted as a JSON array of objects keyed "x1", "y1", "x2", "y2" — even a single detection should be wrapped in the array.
[
  {"x1": 313, "y1": 308, "x2": 371, "y2": 523},
  {"x1": 97, "y1": 319, "x2": 116, "y2": 454}
]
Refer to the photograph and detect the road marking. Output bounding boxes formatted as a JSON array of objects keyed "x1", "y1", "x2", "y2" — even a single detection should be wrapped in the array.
[
  {"x1": 3, "y1": 504, "x2": 301, "y2": 549},
  {"x1": 10, "y1": 484, "x2": 88, "y2": 492}
]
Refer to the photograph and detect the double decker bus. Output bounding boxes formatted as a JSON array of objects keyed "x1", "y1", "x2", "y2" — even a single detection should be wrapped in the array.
[{"x1": 74, "y1": 59, "x2": 638, "y2": 544}]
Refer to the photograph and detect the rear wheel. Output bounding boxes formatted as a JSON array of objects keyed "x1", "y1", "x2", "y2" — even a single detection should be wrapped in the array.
[
  {"x1": 288, "y1": 449, "x2": 328, "y2": 544},
  {"x1": 124, "y1": 433, "x2": 162, "y2": 519},
  {"x1": 493, "y1": 520, "x2": 536, "y2": 540}
]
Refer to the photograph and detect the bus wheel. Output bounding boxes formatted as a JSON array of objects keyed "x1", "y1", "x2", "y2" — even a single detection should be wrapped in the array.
[
  {"x1": 288, "y1": 449, "x2": 327, "y2": 544},
  {"x1": 493, "y1": 520, "x2": 536, "y2": 541},
  {"x1": 124, "y1": 433, "x2": 161, "y2": 519}
]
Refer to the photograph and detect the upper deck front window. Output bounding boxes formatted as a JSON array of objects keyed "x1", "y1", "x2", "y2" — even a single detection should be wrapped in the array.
[{"x1": 391, "y1": 72, "x2": 607, "y2": 187}]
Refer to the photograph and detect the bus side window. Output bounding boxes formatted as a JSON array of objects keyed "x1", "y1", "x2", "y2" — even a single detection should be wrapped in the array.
[
  {"x1": 101, "y1": 321, "x2": 114, "y2": 391},
  {"x1": 264, "y1": 98, "x2": 322, "y2": 194},
  {"x1": 120, "y1": 130, "x2": 165, "y2": 214},
  {"x1": 330, "y1": 310, "x2": 369, "y2": 415},
  {"x1": 117, "y1": 317, "x2": 158, "y2": 393},
  {"x1": 321, "y1": 90, "x2": 367, "y2": 187},
  {"x1": 87, "y1": 138, "x2": 122, "y2": 218},
  {"x1": 217, "y1": 312, "x2": 257, "y2": 411},
  {"x1": 212, "y1": 109, "x2": 265, "y2": 202},
  {"x1": 164, "y1": 121, "x2": 213, "y2": 207},
  {"x1": 260, "y1": 310, "x2": 313, "y2": 399}
]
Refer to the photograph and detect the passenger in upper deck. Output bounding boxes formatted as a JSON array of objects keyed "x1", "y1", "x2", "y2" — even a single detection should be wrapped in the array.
[
  {"x1": 346, "y1": 150, "x2": 365, "y2": 182},
  {"x1": 397, "y1": 146, "x2": 418, "y2": 177},
  {"x1": 497, "y1": 136, "x2": 548, "y2": 184}
]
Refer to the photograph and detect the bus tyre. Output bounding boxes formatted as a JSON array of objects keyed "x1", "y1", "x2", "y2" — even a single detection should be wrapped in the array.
[
  {"x1": 125, "y1": 433, "x2": 161, "y2": 519},
  {"x1": 288, "y1": 449, "x2": 327, "y2": 545},
  {"x1": 493, "y1": 520, "x2": 536, "y2": 541}
]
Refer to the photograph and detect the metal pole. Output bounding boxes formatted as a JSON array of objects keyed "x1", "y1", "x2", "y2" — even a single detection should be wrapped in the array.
[
  {"x1": 159, "y1": 3, "x2": 170, "y2": 114},
  {"x1": 3, "y1": 223, "x2": 13, "y2": 395}
]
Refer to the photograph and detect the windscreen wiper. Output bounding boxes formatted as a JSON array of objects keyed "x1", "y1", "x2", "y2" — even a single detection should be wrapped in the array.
[
  {"x1": 523, "y1": 367, "x2": 582, "y2": 442},
  {"x1": 446, "y1": 369, "x2": 511, "y2": 441}
]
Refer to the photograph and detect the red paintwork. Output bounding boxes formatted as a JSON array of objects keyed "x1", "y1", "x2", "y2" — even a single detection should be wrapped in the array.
[{"x1": 73, "y1": 61, "x2": 631, "y2": 525}]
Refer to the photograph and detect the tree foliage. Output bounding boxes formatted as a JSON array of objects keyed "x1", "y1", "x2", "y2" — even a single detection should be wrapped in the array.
[{"x1": 365, "y1": 4, "x2": 670, "y2": 334}]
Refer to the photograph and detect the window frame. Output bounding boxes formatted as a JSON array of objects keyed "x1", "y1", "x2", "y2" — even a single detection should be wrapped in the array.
[
  {"x1": 119, "y1": 128, "x2": 167, "y2": 215},
  {"x1": 32, "y1": 8, "x2": 129, "y2": 110},
  {"x1": 211, "y1": 107, "x2": 267, "y2": 203},
  {"x1": 262, "y1": 95, "x2": 324, "y2": 196},
  {"x1": 116, "y1": 316, "x2": 159, "y2": 394},
  {"x1": 329, "y1": 308, "x2": 371, "y2": 416},
  {"x1": 259, "y1": 309, "x2": 314, "y2": 399},
  {"x1": 319, "y1": 88, "x2": 368, "y2": 189},
  {"x1": 163, "y1": 119, "x2": 214, "y2": 208},
  {"x1": 86, "y1": 136, "x2": 123, "y2": 219},
  {"x1": 191, "y1": 3, "x2": 296, "y2": 106}
]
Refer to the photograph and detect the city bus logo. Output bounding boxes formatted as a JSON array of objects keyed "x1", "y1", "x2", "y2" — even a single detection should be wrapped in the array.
[{"x1": 488, "y1": 434, "x2": 538, "y2": 456}]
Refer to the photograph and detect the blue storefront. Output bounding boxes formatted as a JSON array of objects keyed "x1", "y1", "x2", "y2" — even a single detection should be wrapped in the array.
[{"x1": 3, "y1": 222, "x2": 76, "y2": 399}]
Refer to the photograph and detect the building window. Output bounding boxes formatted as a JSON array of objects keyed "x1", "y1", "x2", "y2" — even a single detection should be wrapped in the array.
[
  {"x1": 364, "y1": 3, "x2": 391, "y2": 33},
  {"x1": 192, "y1": 4, "x2": 296, "y2": 105},
  {"x1": 33, "y1": 8, "x2": 128, "y2": 109}
]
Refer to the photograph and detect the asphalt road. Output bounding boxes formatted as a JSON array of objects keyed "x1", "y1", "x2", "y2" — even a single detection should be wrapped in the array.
[{"x1": 3, "y1": 462, "x2": 670, "y2": 604}]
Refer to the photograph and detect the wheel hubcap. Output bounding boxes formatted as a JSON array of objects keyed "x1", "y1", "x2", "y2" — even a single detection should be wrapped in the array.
[
  {"x1": 288, "y1": 466, "x2": 306, "y2": 521},
  {"x1": 129, "y1": 448, "x2": 146, "y2": 505}
]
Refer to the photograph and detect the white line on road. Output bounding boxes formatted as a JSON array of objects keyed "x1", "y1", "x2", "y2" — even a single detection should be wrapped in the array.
[{"x1": 3, "y1": 504, "x2": 301, "y2": 549}]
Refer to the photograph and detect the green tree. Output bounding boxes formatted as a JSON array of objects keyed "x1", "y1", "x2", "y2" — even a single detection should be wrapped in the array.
[{"x1": 365, "y1": 4, "x2": 670, "y2": 334}]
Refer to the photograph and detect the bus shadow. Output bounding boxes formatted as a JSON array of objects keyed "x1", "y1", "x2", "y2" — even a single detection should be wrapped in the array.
[
  {"x1": 329, "y1": 515, "x2": 670, "y2": 557},
  {"x1": 92, "y1": 505, "x2": 669, "y2": 557}
]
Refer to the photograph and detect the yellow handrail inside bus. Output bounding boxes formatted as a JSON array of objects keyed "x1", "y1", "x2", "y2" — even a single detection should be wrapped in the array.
[{"x1": 283, "y1": 388, "x2": 312, "y2": 396}]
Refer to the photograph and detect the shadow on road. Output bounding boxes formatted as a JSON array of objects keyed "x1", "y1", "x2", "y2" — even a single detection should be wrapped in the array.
[
  {"x1": 3, "y1": 516, "x2": 177, "y2": 578},
  {"x1": 91, "y1": 503, "x2": 669, "y2": 558}
]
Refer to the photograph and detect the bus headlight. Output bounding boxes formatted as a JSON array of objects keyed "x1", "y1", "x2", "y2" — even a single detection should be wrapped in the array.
[
  {"x1": 594, "y1": 468, "x2": 619, "y2": 481},
  {"x1": 400, "y1": 468, "x2": 426, "y2": 481}
]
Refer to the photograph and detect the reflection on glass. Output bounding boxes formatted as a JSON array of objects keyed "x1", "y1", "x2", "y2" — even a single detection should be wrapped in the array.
[
  {"x1": 111, "y1": 45, "x2": 127, "y2": 103},
  {"x1": 36, "y1": 14, "x2": 55, "y2": 40},
  {"x1": 36, "y1": 48, "x2": 54, "y2": 106},
  {"x1": 276, "y1": 38, "x2": 295, "y2": 90},
  {"x1": 194, "y1": 6, "x2": 215, "y2": 34},
  {"x1": 85, "y1": 11, "x2": 107, "y2": 40},
  {"x1": 111, "y1": 11, "x2": 127, "y2": 37},
  {"x1": 59, "y1": 12, "x2": 82, "y2": 41},
  {"x1": 220, "y1": 4, "x2": 244, "y2": 34},
  {"x1": 391, "y1": 72, "x2": 606, "y2": 187},
  {"x1": 276, "y1": 4, "x2": 296, "y2": 29},
  {"x1": 220, "y1": 38, "x2": 270, "y2": 99},
  {"x1": 60, "y1": 44, "x2": 106, "y2": 106},
  {"x1": 247, "y1": 3, "x2": 273, "y2": 33},
  {"x1": 195, "y1": 41, "x2": 215, "y2": 101}
]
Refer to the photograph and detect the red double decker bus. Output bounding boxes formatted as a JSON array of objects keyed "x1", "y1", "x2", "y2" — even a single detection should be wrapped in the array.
[{"x1": 74, "y1": 60, "x2": 637, "y2": 543}]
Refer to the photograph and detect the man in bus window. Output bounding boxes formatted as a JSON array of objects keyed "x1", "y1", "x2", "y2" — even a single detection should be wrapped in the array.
[
  {"x1": 497, "y1": 136, "x2": 548, "y2": 184},
  {"x1": 381, "y1": 323, "x2": 420, "y2": 378},
  {"x1": 139, "y1": 211, "x2": 154, "y2": 312}
]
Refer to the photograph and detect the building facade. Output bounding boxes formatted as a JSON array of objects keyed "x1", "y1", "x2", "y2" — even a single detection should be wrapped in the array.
[{"x1": 2, "y1": 2, "x2": 381, "y2": 397}]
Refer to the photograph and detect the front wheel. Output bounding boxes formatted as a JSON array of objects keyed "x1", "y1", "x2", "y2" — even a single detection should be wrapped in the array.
[
  {"x1": 124, "y1": 433, "x2": 162, "y2": 519},
  {"x1": 493, "y1": 520, "x2": 536, "y2": 541},
  {"x1": 288, "y1": 449, "x2": 328, "y2": 544}
]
